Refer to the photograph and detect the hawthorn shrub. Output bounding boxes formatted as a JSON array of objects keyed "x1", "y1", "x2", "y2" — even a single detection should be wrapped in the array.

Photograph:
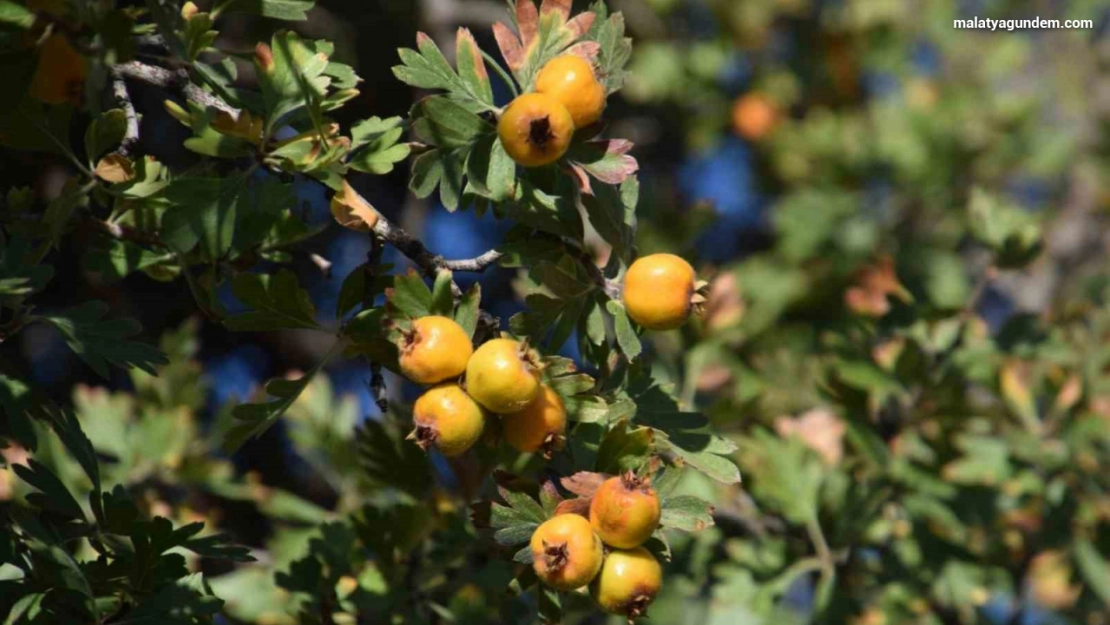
[{"x1": 1, "y1": 1, "x2": 1109, "y2": 624}]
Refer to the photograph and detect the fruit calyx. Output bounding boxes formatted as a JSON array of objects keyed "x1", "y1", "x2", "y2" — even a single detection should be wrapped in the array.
[
  {"x1": 624, "y1": 593, "x2": 654, "y2": 621},
  {"x1": 690, "y1": 279, "x2": 711, "y2": 316},
  {"x1": 541, "y1": 539, "x2": 570, "y2": 570},
  {"x1": 540, "y1": 432, "x2": 566, "y2": 459},
  {"x1": 407, "y1": 424, "x2": 437, "y2": 452},
  {"x1": 527, "y1": 116, "x2": 556, "y2": 151},
  {"x1": 620, "y1": 470, "x2": 651, "y2": 493}
]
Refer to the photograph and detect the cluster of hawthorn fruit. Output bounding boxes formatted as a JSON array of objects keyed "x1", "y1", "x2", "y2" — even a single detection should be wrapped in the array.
[{"x1": 396, "y1": 53, "x2": 709, "y2": 620}]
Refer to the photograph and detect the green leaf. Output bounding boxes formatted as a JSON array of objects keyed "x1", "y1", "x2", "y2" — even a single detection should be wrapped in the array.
[
  {"x1": 389, "y1": 269, "x2": 433, "y2": 319},
  {"x1": 84, "y1": 109, "x2": 128, "y2": 163},
  {"x1": 258, "y1": 31, "x2": 330, "y2": 128},
  {"x1": 490, "y1": 487, "x2": 546, "y2": 547},
  {"x1": 412, "y1": 95, "x2": 492, "y2": 149},
  {"x1": 455, "y1": 28, "x2": 494, "y2": 106},
  {"x1": 217, "y1": 0, "x2": 315, "y2": 20},
  {"x1": 224, "y1": 348, "x2": 334, "y2": 452},
  {"x1": 0, "y1": 233, "x2": 53, "y2": 296},
  {"x1": 161, "y1": 176, "x2": 243, "y2": 260},
  {"x1": 336, "y1": 265, "x2": 366, "y2": 320},
  {"x1": 428, "y1": 269, "x2": 455, "y2": 316},
  {"x1": 606, "y1": 300, "x2": 641, "y2": 359},
  {"x1": 349, "y1": 116, "x2": 410, "y2": 175},
  {"x1": 393, "y1": 31, "x2": 496, "y2": 111},
  {"x1": 595, "y1": 420, "x2": 653, "y2": 474},
  {"x1": 356, "y1": 419, "x2": 433, "y2": 495},
  {"x1": 12, "y1": 459, "x2": 85, "y2": 519},
  {"x1": 585, "y1": 3, "x2": 633, "y2": 94},
  {"x1": 81, "y1": 237, "x2": 172, "y2": 283},
  {"x1": 224, "y1": 270, "x2": 320, "y2": 332},
  {"x1": 580, "y1": 178, "x2": 635, "y2": 262},
  {"x1": 660, "y1": 495, "x2": 715, "y2": 533},
  {"x1": 455, "y1": 283, "x2": 481, "y2": 338},
  {"x1": 967, "y1": 187, "x2": 1043, "y2": 268},
  {"x1": 0, "y1": 1, "x2": 36, "y2": 29},
  {"x1": 1075, "y1": 539, "x2": 1110, "y2": 606},
  {"x1": 41, "y1": 301, "x2": 168, "y2": 377}
]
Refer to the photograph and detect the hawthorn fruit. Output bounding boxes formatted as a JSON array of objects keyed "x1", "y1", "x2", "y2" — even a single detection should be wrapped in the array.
[
  {"x1": 502, "y1": 384, "x2": 567, "y2": 457},
  {"x1": 590, "y1": 546, "x2": 663, "y2": 619},
  {"x1": 589, "y1": 472, "x2": 661, "y2": 549},
  {"x1": 398, "y1": 316, "x2": 473, "y2": 385},
  {"x1": 530, "y1": 514, "x2": 604, "y2": 591},
  {"x1": 497, "y1": 93, "x2": 574, "y2": 167},
  {"x1": 535, "y1": 55, "x2": 606, "y2": 129},
  {"x1": 409, "y1": 383, "x2": 487, "y2": 457},
  {"x1": 465, "y1": 338, "x2": 541, "y2": 414},
  {"x1": 622, "y1": 253, "x2": 699, "y2": 330}
]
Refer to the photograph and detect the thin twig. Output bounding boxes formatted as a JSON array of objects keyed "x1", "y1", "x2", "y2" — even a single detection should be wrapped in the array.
[
  {"x1": 83, "y1": 218, "x2": 166, "y2": 248},
  {"x1": 109, "y1": 68, "x2": 141, "y2": 158},
  {"x1": 113, "y1": 60, "x2": 240, "y2": 119}
]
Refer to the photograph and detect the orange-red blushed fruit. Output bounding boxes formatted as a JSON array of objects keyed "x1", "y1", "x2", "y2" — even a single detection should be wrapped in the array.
[
  {"x1": 502, "y1": 384, "x2": 566, "y2": 457},
  {"x1": 409, "y1": 383, "x2": 486, "y2": 457},
  {"x1": 731, "y1": 93, "x2": 778, "y2": 142},
  {"x1": 29, "y1": 34, "x2": 88, "y2": 106},
  {"x1": 622, "y1": 254, "x2": 698, "y2": 331},
  {"x1": 590, "y1": 546, "x2": 662, "y2": 619},
  {"x1": 497, "y1": 93, "x2": 574, "y2": 167},
  {"x1": 535, "y1": 55, "x2": 606, "y2": 128},
  {"x1": 398, "y1": 316, "x2": 473, "y2": 385},
  {"x1": 465, "y1": 338, "x2": 541, "y2": 413},
  {"x1": 530, "y1": 514, "x2": 604, "y2": 591},
  {"x1": 589, "y1": 472, "x2": 661, "y2": 549}
]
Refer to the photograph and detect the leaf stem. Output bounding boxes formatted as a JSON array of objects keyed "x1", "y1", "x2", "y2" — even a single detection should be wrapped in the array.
[{"x1": 481, "y1": 48, "x2": 519, "y2": 99}]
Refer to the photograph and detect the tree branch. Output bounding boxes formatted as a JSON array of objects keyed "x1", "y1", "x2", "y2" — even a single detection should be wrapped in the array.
[
  {"x1": 113, "y1": 60, "x2": 240, "y2": 119},
  {"x1": 109, "y1": 69, "x2": 140, "y2": 157},
  {"x1": 82, "y1": 218, "x2": 167, "y2": 249}
]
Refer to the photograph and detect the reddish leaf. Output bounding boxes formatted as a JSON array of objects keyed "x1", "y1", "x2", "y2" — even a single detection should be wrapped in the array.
[
  {"x1": 568, "y1": 139, "x2": 639, "y2": 188},
  {"x1": 540, "y1": 0, "x2": 571, "y2": 20},
  {"x1": 516, "y1": 0, "x2": 539, "y2": 49},
  {"x1": 565, "y1": 41, "x2": 601, "y2": 63},
  {"x1": 554, "y1": 497, "x2": 591, "y2": 518},
  {"x1": 493, "y1": 22, "x2": 526, "y2": 73},
  {"x1": 564, "y1": 12, "x2": 596, "y2": 38},
  {"x1": 561, "y1": 471, "x2": 607, "y2": 497},
  {"x1": 563, "y1": 162, "x2": 593, "y2": 194}
]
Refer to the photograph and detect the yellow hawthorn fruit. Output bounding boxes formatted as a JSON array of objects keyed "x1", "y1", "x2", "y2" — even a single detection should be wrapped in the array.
[
  {"x1": 530, "y1": 514, "x2": 604, "y2": 591},
  {"x1": 465, "y1": 338, "x2": 541, "y2": 413},
  {"x1": 497, "y1": 93, "x2": 574, "y2": 167},
  {"x1": 622, "y1": 253, "x2": 699, "y2": 331},
  {"x1": 589, "y1": 472, "x2": 661, "y2": 549},
  {"x1": 409, "y1": 383, "x2": 486, "y2": 457},
  {"x1": 28, "y1": 34, "x2": 88, "y2": 106},
  {"x1": 398, "y1": 316, "x2": 473, "y2": 385},
  {"x1": 590, "y1": 546, "x2": 663, "y2": 619},
  {"x1": 731, "y1": 93, "x2": 778, "y2": 142},
  {"x1": 535, "y1": 55, "x2": 606, "y2": 128},
  {"x1": 502, "y1": 384, "x2": 566, "y2": 457}
]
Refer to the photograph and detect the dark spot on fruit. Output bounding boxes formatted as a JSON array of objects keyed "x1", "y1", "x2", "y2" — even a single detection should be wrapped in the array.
[
  {"x1": 528, "y1": 116, "x2": 554, "y2": 151},
  {"x1": 542, "y1": 540, "x2": 569, "y2": 570}
]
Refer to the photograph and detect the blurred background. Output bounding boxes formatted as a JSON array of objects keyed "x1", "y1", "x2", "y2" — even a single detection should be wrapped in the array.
[{"x1": 4, "y1": 0, "x2": 1110, "y2": 623}]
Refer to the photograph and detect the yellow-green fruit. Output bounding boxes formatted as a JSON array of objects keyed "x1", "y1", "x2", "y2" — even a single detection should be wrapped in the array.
[
  {"x1": 590, "y1": 547, "x2": 663, "y2": 619},
  {"x1": 589, "y1": 473, "x2": 661, "y2": 549},
  {"x1": 398, "y1": 316, "x2": 473, "y2": 385},
  {"x1": 465, "y1": 338, "x2": 540, "y2": 413},
  {"x1": 503, "y1": 384, "x2": 566, "y2": 457},
  {"x1": 530, "y1": 514, "x2": 604, "y2": 591},
  {"x1": 410, "y1": 383, "x2": 486, "y2": 457},
  {"x1": 497, "y1": 93, "x2": 575, "y2": 167},
  {"x1": 622, "y1": 253, "x2": 697, "y2": 331},
  {"x1": 535, "y1": 55, "x2": 606, "y2": 128}
]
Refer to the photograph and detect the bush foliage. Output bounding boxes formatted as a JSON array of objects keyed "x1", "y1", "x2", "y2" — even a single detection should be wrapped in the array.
[{"x1": 2, "y1": 0, "x2": 1110, "y2": 624}]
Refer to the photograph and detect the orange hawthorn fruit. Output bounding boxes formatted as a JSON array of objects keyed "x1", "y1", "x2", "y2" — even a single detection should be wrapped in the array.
[
  {"x1": 398, "y1": 316, "x2": 473, "y2": 385},
  {"x1": 622, "y1": 253, "x2": 700, "y2": 331},
  {"x1": 502, "y1": 384, "x2": 566, "y2": 457},
  {"x1": 465, "y1": 338, "x2": 541, "y2": 414},
  {"x1": 530, "y1": 514, "x2": 604, "y2": 591},
  {"x1": 497, "y1": 93, "x2": 574, "y2": 167},
  {"x1": 409, "y1": 383, "x2": 486, "y2": 457},
  {"x1": 590, "y1": 546, "x2": 663, "y2": 619},
  {"x1": 535, "y1": 55, "x2": 606, "y2": 128},
  {"x1": 589, "y1": 472, "x2": 662, "y2": 549},
  {"x1": 29, "y1": 34, "x2": 88, "y2": 106},
  {"x1": 731, "y1": 93, "x2": 778, "y2": 142}
]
